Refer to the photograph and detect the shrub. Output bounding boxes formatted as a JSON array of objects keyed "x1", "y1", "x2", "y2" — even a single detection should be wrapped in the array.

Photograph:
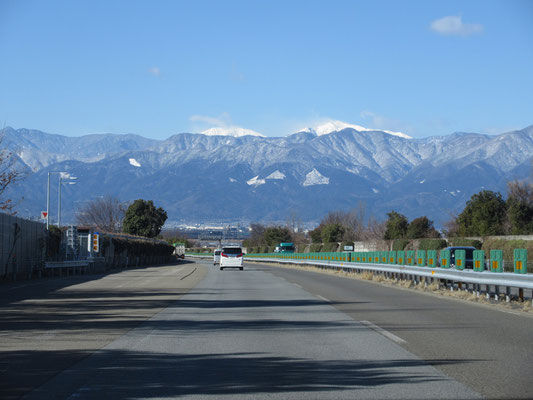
[
  {"x1": 418, "y1": 239, "x2": 448, "y2": 251},
  {"x1": 448, "y1": 238, "x2": 482, "y2": 249},
  {"x1": 296, "y1": 244, "x2": 308, "y2": 253},
  {"x1": 309, "y1": 243, "x2": 322, "y2": 252},
  {"x1": 322, "y1": 242, "x2": 339, "y2": 252},
  {"x1": 393, "y1": 239, "x2": 410, "y2": 251}
]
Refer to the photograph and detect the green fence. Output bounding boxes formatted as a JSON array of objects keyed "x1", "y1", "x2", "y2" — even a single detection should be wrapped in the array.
[{"x1": 243, "y1": 248, "x2": 530, "y2": 274}]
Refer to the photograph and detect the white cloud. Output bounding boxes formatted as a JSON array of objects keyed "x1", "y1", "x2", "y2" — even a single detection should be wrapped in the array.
[
  {"x1": 430, "y1": 15, "x2": 483, "y2": 36},
  {"x1": 148, "y1": 66, "x2": 161, "y2": 77},
  {"x1": 189, "y1": 113, "x2": 264, "y2": 137},
  {"x1": 190, "y1": 113, "x2": 232, "y2": 127},
  {"x1": 359, "y1": 111, "x2": 413, "y2": 138}
]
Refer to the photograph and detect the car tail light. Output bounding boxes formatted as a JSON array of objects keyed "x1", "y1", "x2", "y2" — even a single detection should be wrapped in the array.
[
  {"x1": 237, "y1": 253, "x2": 243, "y2": 257},
  {"x1": 221, "y1": 252, "x2": 228, "y2": 257}
]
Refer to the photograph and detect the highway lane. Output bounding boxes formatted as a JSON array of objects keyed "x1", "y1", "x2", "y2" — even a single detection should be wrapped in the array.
[
  {"x1": 263, "y1": 261, "x2": 533, "y2": 399},
  {"x1": 25, "y1": 259, "x2": 480, "y2": 400},
  {"x1": 0, "y1": 262, "x2": 206, "y2": 400}
]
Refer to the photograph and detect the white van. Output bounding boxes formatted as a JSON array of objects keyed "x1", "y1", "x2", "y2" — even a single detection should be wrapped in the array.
[
  {"x1": 213, "y1": 249, "x2": 221, "y2": 265},
  {"x1": 220, "y1": 246, "x2": 244, "y2": 270}
]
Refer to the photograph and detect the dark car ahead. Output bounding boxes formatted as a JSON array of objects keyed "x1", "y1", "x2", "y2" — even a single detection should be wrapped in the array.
[{"x1": 446, "y1": 246, "x2": 476, "y2": 269}]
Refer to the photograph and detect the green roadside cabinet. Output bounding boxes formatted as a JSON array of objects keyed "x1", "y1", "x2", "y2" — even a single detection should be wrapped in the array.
[
  {"x1": 427, "y1": 250, "x2": 437, "y2": 268},
  {"x1": 397, "y1": 251, "x2": 406, "y2": 265},
  {"x1": 440, "y1": 249, "x2": 451, "y2": 268},
  {"x1": 454, "y1": 249, "x2": 466, "y2": 270},
  {"x1": 490, "y1": 250, "x2": 503, "y2": 272},
  {"x1": 473, "y1": 250, "x2": 485, "y2": 272},
  {"x1": 406, "y1": 250, "x2": 415, "y2": 265},
  {"x1": 514, "y1": 249, "x2": 527, "y2": 274},
  {"x1": 389, "y1": 251, "x2": 397, "y2": 264},
  {"x1": 417, "y1": 250, "x2": 426, "y2": 267}
]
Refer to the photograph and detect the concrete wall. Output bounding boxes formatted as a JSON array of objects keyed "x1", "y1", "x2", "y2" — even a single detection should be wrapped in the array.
[{"x1": 0, "y1": 212, "x2": 46, "y2": 279}]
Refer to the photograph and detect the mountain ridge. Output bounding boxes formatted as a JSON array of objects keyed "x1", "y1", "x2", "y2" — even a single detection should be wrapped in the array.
[{"x1": 3, "y1": 125, "x2": 532, "y2": 227}]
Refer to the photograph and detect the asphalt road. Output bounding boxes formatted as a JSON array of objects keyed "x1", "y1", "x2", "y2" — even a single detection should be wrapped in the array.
[
  {"x1": 2, "y1": 259, "x2": 531, "y2": 399},
  {"x1": 15, "y1": 259, "x2": 483, "y2": 400},
  {"x1": 0, "y1": 262, "x2": 206, "y2": 400},
  {"x1": 263, "y1": 262, "x2": 533, "y2": 400}
]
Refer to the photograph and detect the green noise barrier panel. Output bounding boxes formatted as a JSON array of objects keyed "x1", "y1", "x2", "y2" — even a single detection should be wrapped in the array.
[
  {"x1": 490, "y1": 250, "x2": 503, "y2": 273},
  {"x1": 406, "y1": 250, "x2": 415, "y2": 266},
  {"x1": 427, "y1": 250, "x2": 437, "y2": 268},
  {"x1": 473, "y1": 250, "x2": 485, "y2": 272},
  {"x1": 454, "y1": 249, "x2": 466, "y2": 270},
  {"x1": 397, "y1": 251, "x2": 406, "y2": 265},
  {"x1": 417, "y1": 250, "x2": 426, "y2": 266},
  {"x1": 440, "y1": 249, "x2": 451, "y2": 269},
  {"x1": 389, "y1": 251, "x2": 397, "y2": 264},
  {"x1": 514, "y1": 249, "x2": 527, "y2": 274}
]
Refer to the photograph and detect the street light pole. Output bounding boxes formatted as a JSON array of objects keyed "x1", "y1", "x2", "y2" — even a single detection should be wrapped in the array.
[
  {"x1": 58, "y1": 175, "x2": 62, "y2": 227},
  {"x1": 58, "y1": 174, "x2": 77, "y2": 227},
  {"x1": 46, "y1": 172, "x2": 50, "y2": 229}
]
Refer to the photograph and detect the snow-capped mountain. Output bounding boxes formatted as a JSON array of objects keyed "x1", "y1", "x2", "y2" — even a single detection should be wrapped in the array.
[
  {"x1": 300, "y1": 120, "x2": 412, "y2": 139},
  {"x1": 201, "y1": 126, "x2": 265, "y2": 137},
  {"x1": 3, "y1": 124, "x2": 533, "y2": 226}
]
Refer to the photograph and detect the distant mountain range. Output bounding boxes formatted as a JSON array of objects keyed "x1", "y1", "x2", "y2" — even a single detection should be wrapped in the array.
[{"x1": 3, "y1": 123, "x2": 533, "y2": 227}]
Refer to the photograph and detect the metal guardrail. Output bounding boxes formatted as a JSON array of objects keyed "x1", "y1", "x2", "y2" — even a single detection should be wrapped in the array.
[
  {"x1": 45, "y1": 260, "x2": 89, "y2": 269},
  {"x1": 246, "y1": 256, "x2": 533, "y2": 305}
]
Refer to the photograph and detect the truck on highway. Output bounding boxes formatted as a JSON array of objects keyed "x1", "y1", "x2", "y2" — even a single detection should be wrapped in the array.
[{"x1": 275, "y1": 242, "x2": 295, "y2": 253}]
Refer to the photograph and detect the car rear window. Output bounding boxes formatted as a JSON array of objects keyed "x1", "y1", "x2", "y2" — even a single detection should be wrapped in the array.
[
  {"x1": 214, "y1": 250, "x2": 221, "y2": 255},
  {"x1": 222, "y1": 247, "x2": 242, "y2": 254}
]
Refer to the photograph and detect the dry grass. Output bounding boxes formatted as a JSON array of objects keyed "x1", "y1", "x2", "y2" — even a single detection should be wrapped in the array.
[{"x1": 252, "y1": 261, "x2": 533, "y2": 314}]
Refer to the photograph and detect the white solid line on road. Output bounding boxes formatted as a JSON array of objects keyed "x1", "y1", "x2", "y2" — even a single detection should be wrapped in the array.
[
  {"x1": 293, "y1": 283, "x2": 303, "y2": 288},
  {"x1": 316, "y1": 295, "x2": 330, "y2": 302},
  {"x1": 502, "y1": 310, "x2": 521, "y2": 316},
  {"x1": 359, "y1": 320, "x2": 407, "y2": 345}
]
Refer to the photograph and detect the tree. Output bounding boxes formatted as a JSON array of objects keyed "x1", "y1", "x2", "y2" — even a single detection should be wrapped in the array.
[
  {"x1": 0, "y1": 129, "x2": 24, "y2": 213},
  {"x1": 263, "y1": 226, "x2": 292, "y2": 246},
  {"x1": 321, "y1": 223, "x2": 345, "y2": 243},
  {"x1": 76, "y1": 196, "x2": 125, "y2": 232},
  {"x1": 456, "y1": 190, "x2": 506, "y2": 236},
  {"x1": 309, "y1": 226, "x2": 323, "y2": 243},
  {"x1": 122, "y1": 199, "x2": 167, "y2": 238},
  {"x1": 383, "y1": 211, "x2": 408, "y2": 240},
  {"x1": 506, "y1": 180, "x2": 533, "y2": 234},
  {"x1": 406, "y1": 216, "x2": 440, "y2": 239}
]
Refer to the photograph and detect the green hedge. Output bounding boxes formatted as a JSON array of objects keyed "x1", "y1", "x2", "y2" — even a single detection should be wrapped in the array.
[
  {"x1": 449, "y1": 238, "x2": 482, "y2": 249},
  {"x1": 418, "y1": 239, "x2": 448, "y2": 251},
  {"x1": 482, "y1": 238, "x2": 533, "y2": 263},
  {"x1": 111, "y1": 237, "x2": 175, "y2": 258},
  {"x1": 393, "y1": 239, "x2": 410, "y2": 251},
  {"x1": 321, "y1": 242, "x2": 339, "y2": 252},
  {"x1": 309, "y1": 243, "x2": 322, "y2": 252}
]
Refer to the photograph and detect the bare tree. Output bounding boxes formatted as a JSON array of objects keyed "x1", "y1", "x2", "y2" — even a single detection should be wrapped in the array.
[
  {"x1": 76, "y1": 196, "x2": 126, "y2": 232},
  {"x1": 0, "y1": 128, "x2": 24, "y2": 214}
]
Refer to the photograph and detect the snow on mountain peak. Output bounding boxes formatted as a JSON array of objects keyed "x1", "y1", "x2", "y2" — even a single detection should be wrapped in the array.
[
  {"x1": 303, "y1": 168, "x2": 329, "y2": 186},
  {"x1": 201, "y1": 126, "x2": 265, "y2": 138},
  {"x1": 300, "y1": 120, "x2": 411, "y2": 139},
  {"x1": 129, "y1": 158, "x2": 141, "y2": 167}
]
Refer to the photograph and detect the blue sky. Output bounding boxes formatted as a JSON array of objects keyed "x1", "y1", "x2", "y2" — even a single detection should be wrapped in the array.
[{"x1": 1, "y1": 0, "x2": 532, "y2": 139}]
